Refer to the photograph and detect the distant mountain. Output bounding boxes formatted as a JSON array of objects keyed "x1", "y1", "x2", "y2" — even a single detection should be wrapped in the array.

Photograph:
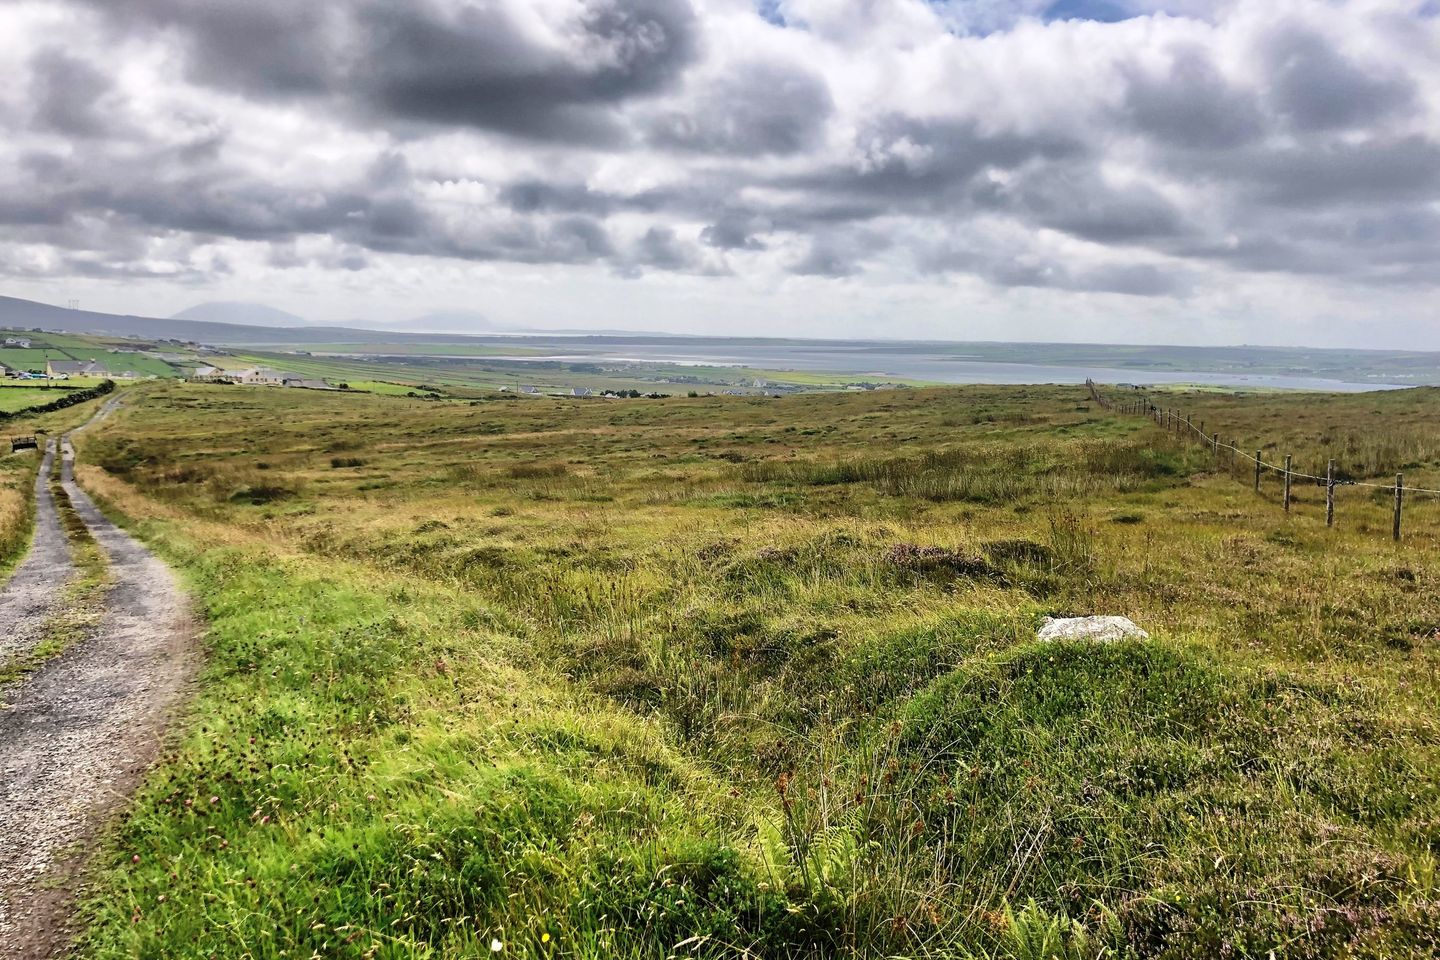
[
  {"x1": 338, "y1": 310, "x2": 496, "y2": 334},
  {"x1": 0, "y1": 295, "x2": 425, "y2": 345},
  {"x1": 3, "y1": 294, "x2": 721, "y2": 345},
  {"x1": 173, "y1": 301, "x2": 310, "y2": 326},
  {"x1": 403, "y1": 310, "x2": 495, "y2": 333}
]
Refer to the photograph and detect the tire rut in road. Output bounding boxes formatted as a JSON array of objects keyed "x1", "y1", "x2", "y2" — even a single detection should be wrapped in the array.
[
  {"x1": 0, "y1": 428, "x2": 197, "y2": 959},
  {"x1": 0, "y1": 443, "x2": 77, "y2": 666}
]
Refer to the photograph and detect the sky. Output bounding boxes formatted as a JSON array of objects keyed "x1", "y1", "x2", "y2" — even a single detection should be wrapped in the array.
[{"x1": 0, "y1": 0, "x2": 1438, "y2": 346}]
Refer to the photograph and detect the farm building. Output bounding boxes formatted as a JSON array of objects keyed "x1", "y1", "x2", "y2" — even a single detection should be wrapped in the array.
[
  {"x1": 46, "y1": 359, "x2": 111, "y2": 379},
  {"x1": 244, "y1": 367, "x2": 304, "y2": 385}
]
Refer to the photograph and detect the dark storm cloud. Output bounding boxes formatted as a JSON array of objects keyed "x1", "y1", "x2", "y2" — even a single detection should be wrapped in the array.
[
  {"x1": 356, "y1": 0, "x2": 697, "y2": 141},
  {"x1": 74, "y1": 0, "x2": 338, "y2": 96},
  {"x1": 647, "y1": 60, "x2": 833, "y2": 154},
  {"x1": 1119, "y1": 45, "x2": 1265, "y2": 149},
  {"x1": 499, "y1": 181, "x2": 619, "y2": 216},
  {"x1": 1231, "y1": 136, "x2": 1440, "y2": 208},
  {"x1": 985, "y1": 163, "x2": 1187, "y2": 244},
  {"x1": 1260, "y1": 27, "x2": 1416, "y2": 132},
  {"x1": 27, "y1": 49, "x2": 118, "y2": 138},
  {"x1": 623, "y1": 224, "x2": 729, "y2": 275},
  {"x1": 71, "y1": 0, "x2": 699, "y2": 143},
  {"x1": 792, "y1": 115, "x2": 1084, "y2": 207},
  {"x1": 700, "y1": 212, "x2": 770, "y2": 250}
]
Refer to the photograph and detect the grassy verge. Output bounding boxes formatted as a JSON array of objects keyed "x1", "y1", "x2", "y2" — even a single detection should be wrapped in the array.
[{"x1": 0, "y1": 450, "x2": 37, "y2": 578}]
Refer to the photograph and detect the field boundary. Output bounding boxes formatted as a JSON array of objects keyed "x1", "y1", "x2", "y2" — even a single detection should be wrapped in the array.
[{"x1": 1088, "y1": 378, "x2": 1439, "y2": 540}]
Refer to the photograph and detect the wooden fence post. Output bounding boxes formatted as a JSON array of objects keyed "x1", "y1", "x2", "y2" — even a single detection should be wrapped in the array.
[
  {"x1": 1326, "y1": 459, "x2": 1335, "y2": 527},
  {"x1": 1254, "y1": 451, "x2": 1262, "y2": 493},
  {"x1": 1283, "y1": 455, "x2": 1292, "y2": 512},
  {"x1": 1394, "y1": 474, "x2": 1403, "y2": 541}
]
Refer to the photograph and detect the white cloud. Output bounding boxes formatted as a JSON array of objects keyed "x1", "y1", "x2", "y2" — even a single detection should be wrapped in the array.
[{"x1": 0, "y1": 0, "x2": 1438, "y2": 346}]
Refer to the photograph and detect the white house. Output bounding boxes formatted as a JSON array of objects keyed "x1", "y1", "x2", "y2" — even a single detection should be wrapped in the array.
[{"x1": 243, "y1": 367, "x2": 304, "y2": 385}]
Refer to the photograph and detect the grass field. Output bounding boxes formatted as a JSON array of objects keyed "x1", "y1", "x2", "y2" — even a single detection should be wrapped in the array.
[
  {"x1": 0, "y1": 327, "x2": 181, "y2": 378},
  {"x1": 53, "y1": 382, "x2": 1440, "y2": 958},
  {"x1": 0, "y1": 385, "x2": 77, "y2": 412},
  {"x1": 214, "y1": 348, "x2": 938, "y2": 397}
]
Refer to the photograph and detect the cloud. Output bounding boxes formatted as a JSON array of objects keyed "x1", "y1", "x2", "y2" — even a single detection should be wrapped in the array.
[
  {"x1": 1259, "y1": 26, "x2": 1416, "y2": 132},
  {"x1": 71, "y1": 0, "x2": 700, "y2": 143},
  {"x1": 1119, "y1": 44, "x2": 1265, "y2": 150},
  {"x1": 27, "y1": 48, "x2": 120, "y2": 138},
  {"x1": 1, "y1": 0, "x2": 1438, "y2": 343},
  {"x1": 646, "y1": 59, "x2": 833, "y2": 154}
]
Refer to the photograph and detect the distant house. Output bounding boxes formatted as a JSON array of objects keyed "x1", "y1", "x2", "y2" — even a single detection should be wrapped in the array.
[
  {"x1": 4, "y1": 337, "x2": 32, "y2": 348},
  {"x1": 519, "y1": 385, "x2": 540, "y2": 395},
  {"x1": 243, "y1": 367, "x2": 304, "y2": 386},
  {"x1": 193, "y1": 365, "x2": 223, "y2": 378},
  {"x1": 0, "y1": 362, "x2": 13, "y2": 378},
  {"x1": 571, "y1": 387, "x2": 591, "y2": 397},
  {"x1": 286, "y1": 378, "x2": 332, "y2": 390},
  {"x1": 46, "y1": 359, "x2": 110, "y2": 379}
]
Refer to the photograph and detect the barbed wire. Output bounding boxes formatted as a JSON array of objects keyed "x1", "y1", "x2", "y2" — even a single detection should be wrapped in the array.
[{"x1": 1090, "y1": 381, "x2": 1440, "y2": 498}]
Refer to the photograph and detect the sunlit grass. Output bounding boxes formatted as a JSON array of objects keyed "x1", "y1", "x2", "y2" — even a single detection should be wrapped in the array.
[{"x1": 61, "y1": 381, "x2": 1440, "y2": 958}]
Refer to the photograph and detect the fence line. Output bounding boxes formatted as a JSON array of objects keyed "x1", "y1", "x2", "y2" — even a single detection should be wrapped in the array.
[{"x1": 1086, "y1": 379, "x2": 1439, "y2": 540}]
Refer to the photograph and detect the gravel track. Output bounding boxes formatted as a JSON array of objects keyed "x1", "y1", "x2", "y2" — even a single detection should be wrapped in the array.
[
  {"x1": 0, "y1": 406, "x2": 197, "y2": 959},
  {"x1": 0, "y1": 443, "x2": 75, "y2": 665}
]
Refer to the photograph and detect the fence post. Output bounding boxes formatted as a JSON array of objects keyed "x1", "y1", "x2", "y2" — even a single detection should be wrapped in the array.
[
  {"x1": 1283, "y1": 455, "x2": 1292, "y2": 512},
  {"x1": 1212, "y1": 432, "x2": 1219, "y2": 455},
  {"x1": 1326, "y1": 459, "x2": 1335, "y2": 527},
  {"x1": 1254, "y1": 451, "x2": 1262, "y2": 493},
  {"x1": 1394, "y1": 474, "x2": 1403, "y2": 542}
]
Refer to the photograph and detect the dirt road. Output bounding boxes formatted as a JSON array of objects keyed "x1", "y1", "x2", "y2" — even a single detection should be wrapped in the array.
[
  {"x1": 0, "y1": 442, "x2": 74, "y2": 664},
  {"x1": 0, "y1": 407, "x2": 196, "y2": 958}
]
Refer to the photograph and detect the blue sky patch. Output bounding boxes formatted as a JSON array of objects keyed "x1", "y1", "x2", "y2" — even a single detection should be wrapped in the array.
[{"x1": 1043, "y1": 0, "x2": 1138, "y2": 23}]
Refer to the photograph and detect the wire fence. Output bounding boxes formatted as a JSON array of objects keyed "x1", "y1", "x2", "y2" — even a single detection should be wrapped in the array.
[{"x1": 1087, "y1": 379, "x2": 1440, "y2": 541}]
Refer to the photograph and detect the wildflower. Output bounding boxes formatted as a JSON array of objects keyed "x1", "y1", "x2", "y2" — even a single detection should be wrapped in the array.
[
  {"x1": 541, "y1": 933, "x2": 551, "y2": 944},
  {"x1": 490, "y1": 938, "x2": 504, "y2": 952}
]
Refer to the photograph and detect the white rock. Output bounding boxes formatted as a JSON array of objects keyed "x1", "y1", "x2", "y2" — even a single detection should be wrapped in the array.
[{"x1": 1037, "y1": 615, "x2": 1148, "y2": 643}]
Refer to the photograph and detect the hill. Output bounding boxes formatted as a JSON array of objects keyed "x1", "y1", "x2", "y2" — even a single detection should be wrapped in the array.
[
  {"x1": 172, "y1": 301, "x2": 310, "y2": 327},
  {"x1": 0, "y1": 295, "x2": 432, "y2": 346}
]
